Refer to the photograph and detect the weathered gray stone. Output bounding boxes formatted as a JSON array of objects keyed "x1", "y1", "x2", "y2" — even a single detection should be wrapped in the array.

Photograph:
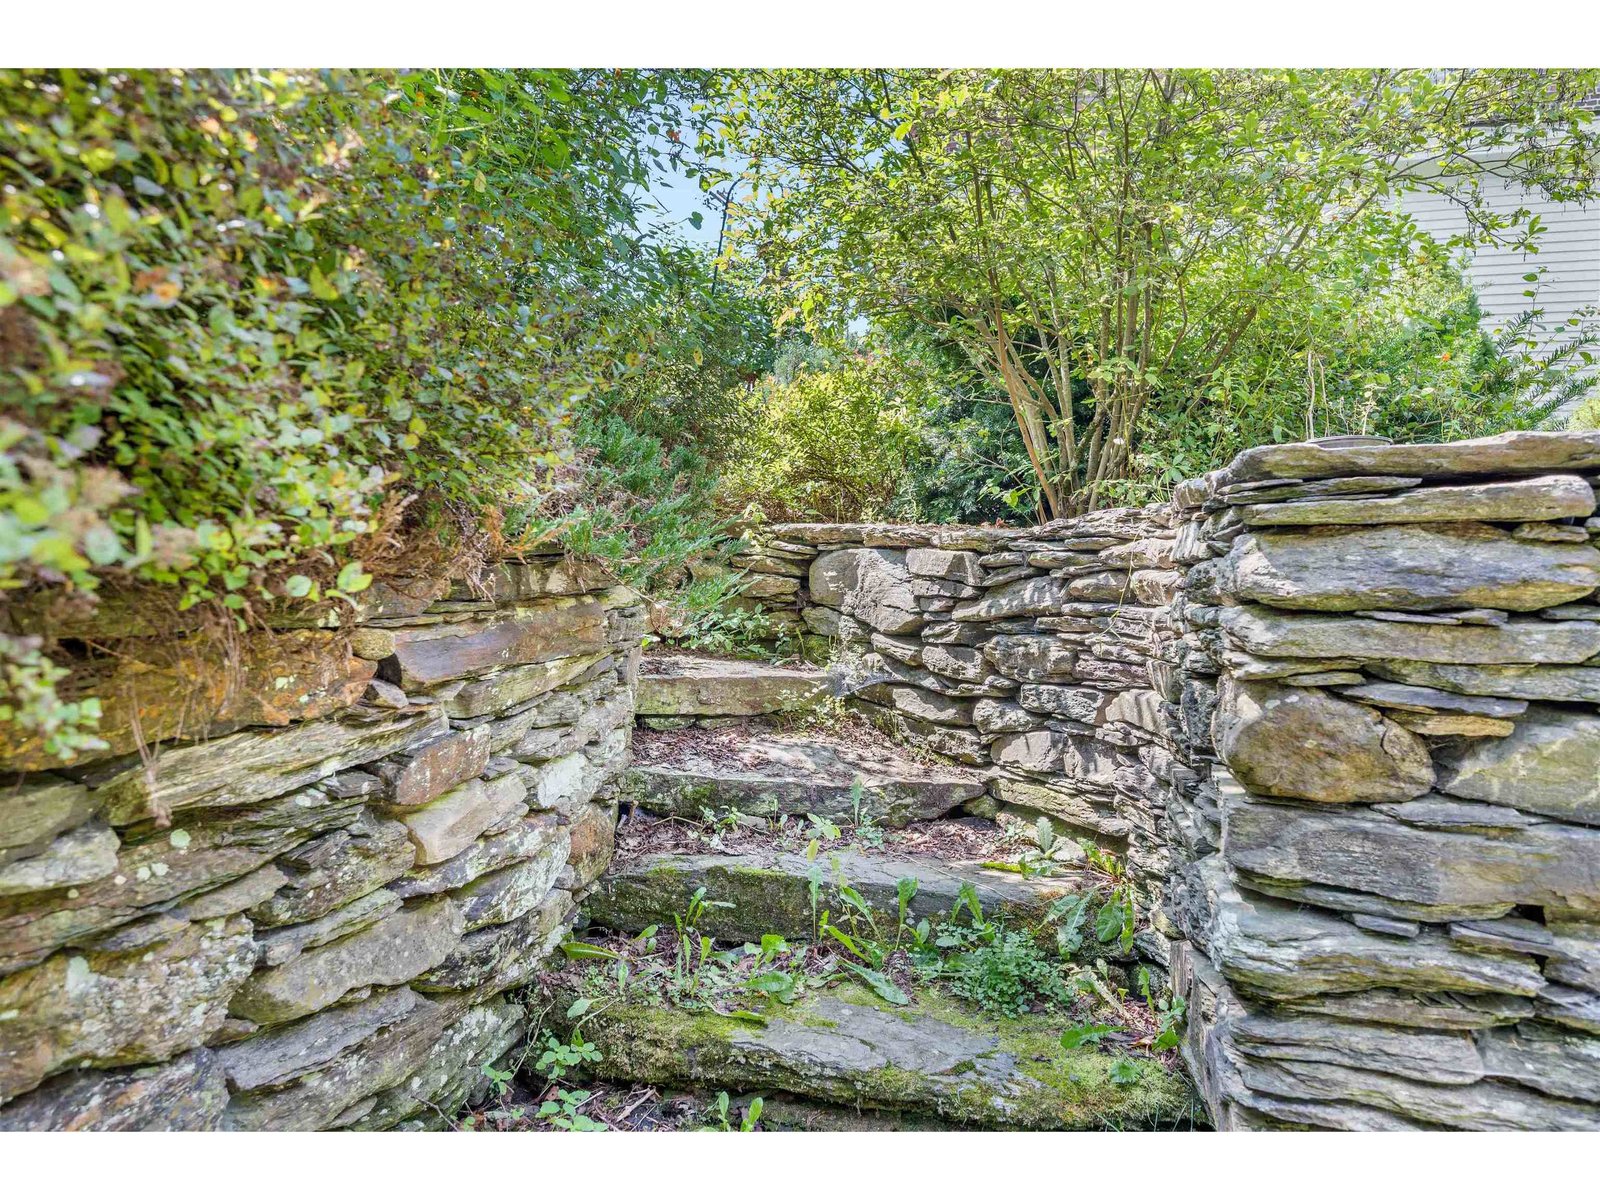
[
  {"x1": 371, "y1": 726, "x2": 491, "y2": 808},
  {"x1": 229, "y1": 897, "x2": 464, "y2": 1025},
  {"x1": 1017, "y1": 684, "x2": 1110, "y2": 724},
  {"x1": 972, "y1": 699, "x2": 1043, "y2": 735},
  {"x1": 256, "y1": 888, "x2": 403, "y2": 967},
  {"x1": 587, "y1": 849, "x2": 1085, "y2": 946},
  {"x1": 1370, "y1": 660, "x2": 1600, "y2": 703},
  {"x1": 450, "y1": 846, "x2": 568, "y2": 932},
  {"x1": 224, "y1": 992, "x2": 507, "y2": 1131},
  {"x1": 905, "y1": 548, "x2": 984, "y2": 584},
  {"x1": 443, "y1": 651, "x2": 609, "y2": 719},
  {"x1": 1212, "y1": 679, "x2": 1433, "y2": 804},
  {"x1": 809, "y1": 548, "x2": 923, "y2": 634},
  {"x1": 1219, "y1": 605, "x2": 1600, "y2": 665},
  {"x1": 1435, "y1": 705, "x2": 1600, "y2": 825},
  {"x1": 952, "y1": 577, "x2": 1069, "y2": 623},
  {"x1": 1226, "y1": 430, "x2": 1600, "y2": 484},
  {"x1": 1180, "y1": 860, "x2": 1545, "y2": 1001},
  {"x1": 397, "y1": 774, "x2": 528, "y2": 866},
  {"x1": 249, "y1": 811, "x2": 416, "y2": 928},
  {"x1": 873, "y1": 653, "x2": 1014, "y2": 698},
  {"x1": 1281, "y1": 989, "x2": 1534, "y2": 1031},
  {"x1": 858, "y1": 683, "x2": 975, "y2": 726},
  {"x1": 414, "y1": 890, "x2": 573, "y2": 995},
  {"x1": 982, "y1": 635, "x2": 1077, "y2": 682},
  {"x1": 1240, "y1": 474, "x2": 1595, "y2": 526},
  {"x1": 622, "y1": 731, "x2": 984, "y2": 827},
  {"x1": 0, "y1": 821, "x2": 118, "y2": 896},
  {"x1": 0, "y1": 1048, "x2": 228, "y2": 1131},
  {"x1": 868, "y1": 631, "x2": 924, "y2": 667},
  {"x1": 175, "y1": 863, "x2": 290, "y2": 921},
  {"x1": 551, "y1": 985, "x2": 1194, "y2": 1130},
  {"x1": 991, "y1": 731, "x2": 1154, "y2": 798},
  {"x1": 0, "y1": 785, "x2": 368, "y2": 974},
  {"x1": 1064, "y1": 571, "x2": 1131, "y2": 602},
  {"x1": 389, "y1": 812, "x2": 564, "y2": 901},
  {"x1": 636, "y1": 655, "x2": 828, "y2": 717},
  {"x1": 1373, "y1": 796, "x2": 1541, "y2": 833},
  {"x1": 344, "y1": 997, "x2": 527, "y2": 1130},
  {"x1": 1234, "y1": 1056, "x2": 1598, "y2": 1131},
  {"x1": 918, "y1": 644, "x2": 988, "y2": 683},
  {"x1": 216, "y1": 986, "x2": 420, "y2": 1092},
  {"x1": 0, "y1": 915, "x2": 254, "y2": 1105},
  {"x1": 1221, "y1": 792, "x2": 1600, "y2": 920},
  {"x1": 90, "y1": 709, "x2": 438, "y2": 826},
  {"x1": 0, "y1": 776, "x2": 96, "y2": 867},
  {"x1": 1220, "y1": 523, "x2": 1600, "y2": 613},
  {"x1": 988, "y1": 778, "x2": 1133, "y2": 841},
  {"x1": 360, "y1": 598, "x2": 608, "y2": 688},
  {"x1": 1333, "y1": 682, "x2": 1527, "y2": 718},
  {"x1": 1232, "y1": 1013, "x2": 1483, "y2": 1084},
  {"x1": 1477, "y1": 1023, "x2": 1600, "y2": 1103}
]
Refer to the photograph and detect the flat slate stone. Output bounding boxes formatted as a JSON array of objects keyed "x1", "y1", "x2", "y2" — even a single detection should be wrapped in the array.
[
  {"x1": 1239, "y1": 474, "x2": 1595, "y2": 526},
  {"x1": 1220, "y1": 790, "x2": 1600, "y2": 920},
  {"x1": 0, "y1": 1049, "x2": 229, "y2": 1131},
  {"x1": 548, "y1": 983, "x2": 1196, "y2": 1130},
  {"x1": 809, "y1": 548, "x2": 923, "y2": 634},
  {"x1": 1218, "y1": 606, "x2": 1600, "y2": 665},
  {"x1": 586, "y1": 846, "x2": 1082, "y2": 944},
  {"x1": 89, "y1": 709, "x2": 439, "y2": 827},
  {"x1": 1218, "y1": 523, "x2": 1600, "y2": 613},
  {"x1": 1434, "y1": 704, "x2": 1600, "y2": 825},
  {"x1": 1226, "y1": 430, "x2": 1600, "y2": 484},
  {"x1": 1212, "y1": 678, "x2": 1434, "y2": 805},
  {"x1": 620, "y1": 729, "x2": 985, "y2": 827},
  {"x1": 1331, "y1": 683, "x2": 1527, "y2": 718},
  {"x1": 1369, "y1": 660, "x2": 1600, "y2": 704},
  {"x1": 1179, "y1": 860, "x2": 1545, "y2": 1002},
  {"x1": 635, "y1": 655, "x2": 828, "y2": 717}
]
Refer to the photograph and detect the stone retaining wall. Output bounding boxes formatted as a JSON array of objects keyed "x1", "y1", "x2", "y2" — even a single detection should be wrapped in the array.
[
  {"x1": 5, "y1": 429, "x2": 1599, "y2": 1130},
  {"x1": 738, "y1": 430, "x2": 1600, "y2": 1130},
  {"x1": 0, "y1": 557, "x2": 643, "y2": 1129}
]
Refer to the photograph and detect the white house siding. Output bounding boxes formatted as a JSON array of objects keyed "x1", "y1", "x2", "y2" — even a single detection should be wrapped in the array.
[{"x1": 1399, "y1": 172, "x2": 1600, "y2": 422}]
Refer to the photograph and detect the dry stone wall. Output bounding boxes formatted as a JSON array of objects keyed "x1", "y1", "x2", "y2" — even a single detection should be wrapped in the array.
[
  {"x1": 5, "y1": 429, "x2": 1600, "y2": 1131},
  {"x1": 737, "y1": 429, "x2": 1600, "y2": 1131},
  {"x1": 0, "y1": 557, "x2": 643, "y2": 1130}
]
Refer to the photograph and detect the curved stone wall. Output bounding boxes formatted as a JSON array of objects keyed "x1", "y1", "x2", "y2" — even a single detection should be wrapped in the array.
[
  {"x1": 4, "y1": 429, "x2": 1599, "y2": 1130},
  {"x1": 737, "y1": 430, "x2": 1600, "y2": 1130},
  {"x1": 0, "y1": 558, "x2": 643, "y2": 1129}
]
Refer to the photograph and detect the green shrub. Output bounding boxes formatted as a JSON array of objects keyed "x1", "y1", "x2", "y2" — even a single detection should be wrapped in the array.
[
  {"x1": 0, "y1": 68, "x2": 705, "y2": 758},
  {"x1": 500, "y1": 413, "x2": 729, "y2": 596},
  {"x1": 720, "y1": 351, "x2": 927, "y2": 522}
]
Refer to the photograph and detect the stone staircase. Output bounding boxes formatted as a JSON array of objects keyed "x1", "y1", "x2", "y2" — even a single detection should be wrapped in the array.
[{"x1": 537, "y1": 653, "x2": 1200, "y2": 1130}]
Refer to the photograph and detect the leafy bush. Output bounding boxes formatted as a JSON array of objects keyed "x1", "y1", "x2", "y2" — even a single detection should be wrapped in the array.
[
  {"x1": 500, "y1": 413, "x2": 730, "y2": 595},
  {"x1": 720, "y1": 351, "x2": 928, "y2": 522},
  {"x1": 0, "y1": 68, "x2": 708, "y2": 757}
]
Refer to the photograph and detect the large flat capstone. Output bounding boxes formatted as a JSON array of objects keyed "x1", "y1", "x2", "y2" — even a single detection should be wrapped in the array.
[
  {"x1": 634, "y1": 655, "x2": 828, "y2": 717},
  {"x1": 548, "y1": 983, "x2": 1196, "y2": 1130},
  {"x1": 1218, "y1": 523, "x2": 1600, "y2": 613},
  {"x1": 585, "y1": 846, "x2": 1083, "y2": 944},
  {"x1": 621, "y1": 728, "x2": 985, "y2": 826}
]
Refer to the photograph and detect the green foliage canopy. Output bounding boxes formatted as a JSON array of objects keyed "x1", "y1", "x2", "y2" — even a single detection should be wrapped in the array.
[{"x1": 711, "y1": 68, "x2": 1600, "y2": 516}]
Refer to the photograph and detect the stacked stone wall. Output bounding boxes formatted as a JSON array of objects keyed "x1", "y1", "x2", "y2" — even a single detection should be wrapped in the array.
[
  {"x1": 5, "y1": 429, "x2": 1600, "y2": 1130},
  {"x1": 0, "y1": 556, "x2": 643, "y2": 1130},
  {"x1": 738, "y1": 430, "x2": 1600, "y2": 1130}
]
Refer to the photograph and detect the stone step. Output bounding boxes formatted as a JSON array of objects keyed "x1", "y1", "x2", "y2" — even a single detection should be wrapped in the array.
[
  {"x1": 585, "y1": 844, "x2": 1090, "y2": 946},
  {"x1": 635, "y1": 654, "x2": 829, "y2": 719},
  {"x1": 622, "y1": 725, "x2": 987, "y2": 827},
  {"x1": 547, "y1": 981, "x2": 1197, "y2": 1130}
]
